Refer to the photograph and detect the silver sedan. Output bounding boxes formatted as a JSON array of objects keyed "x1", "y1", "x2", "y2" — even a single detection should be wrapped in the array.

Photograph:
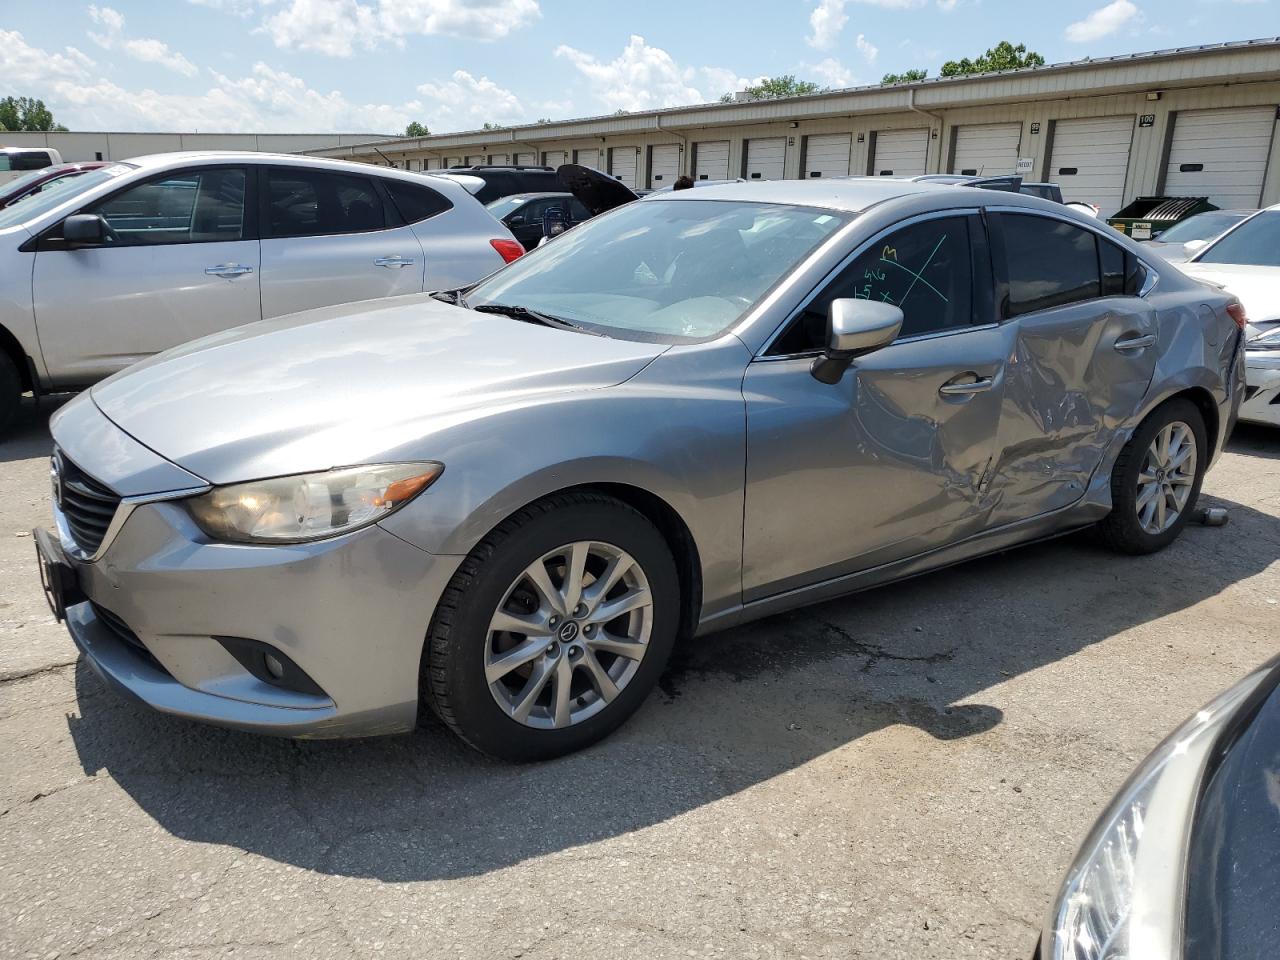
[{"x1": 38, "y1": 179, "x2": 1246, "y2": 760}]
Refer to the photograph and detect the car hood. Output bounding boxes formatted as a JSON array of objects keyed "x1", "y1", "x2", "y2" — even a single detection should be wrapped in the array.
[
  {"x1": 90, "y1": 294, "x2": 666, "y2": 485},
  {"x1": 1179, "y1": 263, "x2": 1280, "y2": 323},
  {"x1": 556, "y1": 163, "x2": 639, "y2": 216}
]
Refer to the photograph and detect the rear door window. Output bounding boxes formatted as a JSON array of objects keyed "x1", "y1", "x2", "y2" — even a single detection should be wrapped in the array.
[
  {"x1": 1001, "y1": 213, "x2": 1101, "y2": 315},
  {"x1": 265, "y1": 169, "x2": 385, "y2": 238}
]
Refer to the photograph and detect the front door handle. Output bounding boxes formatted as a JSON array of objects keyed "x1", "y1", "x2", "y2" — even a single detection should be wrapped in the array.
[
  {"x1": 374, "y1": 255, "x2": 416, "y2": 269},
  {"x1": 1114, "y1": 333, "x2": 1156, "y2": 351},
  {"x1": 204, "y1": 263, "x2": 254, "y2": 279},
  {"x1": 939, "y1": 375, "x2": 995, "y2": 397}
]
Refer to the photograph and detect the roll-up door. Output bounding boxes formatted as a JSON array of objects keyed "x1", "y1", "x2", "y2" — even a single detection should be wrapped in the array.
[
  {"x1": 1048, "y1": 116, "x2": 1134, "y2": 219},
  {"x1": 610, "y1": 146, "x2": 639, "y2": 187},
  {"x1": 1164, "y1": 106, "x2": 1277, "y2": 209},
  {"x1": 803, "y1": 134, "x2": 851, "y2": 178},
  {"x1": 514, "y1": 152, "x2": 536, "y2": 166},
  {"x1": 744, "y1": 138, "x2": 786, "y2": 180},
  {"x1": 649, "y1": 143, "x2": 680, "y2": 187},
  {"x1": 542, "y1": 150, "x2": 568, "y2": 167},
  {"x1": 870, "y1": 128, "x2": 928, "y2": 176},
  {"x1": 950, "y1": 122, "x2": 1021, "y2": 176},
  {"x1": 574, "y1": 148, "x2": 600, "y2": 169},
  {"x1": 465, "y1": 154, "x2": 485, "y2": 166},
  {"x1": 446, "y1": 156, "x2": 462, "y2": 168},
  {"x1": 693, "y1": 140, "x2": 730, "y2": 181},
  {"x1": 487, "y1": 153, "x2": 510, "y2": 166}
]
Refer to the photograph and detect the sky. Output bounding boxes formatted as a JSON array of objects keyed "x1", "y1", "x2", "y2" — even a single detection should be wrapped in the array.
[{"x1": 2, "y1": 0, "x2": 1276, "y2": 135}]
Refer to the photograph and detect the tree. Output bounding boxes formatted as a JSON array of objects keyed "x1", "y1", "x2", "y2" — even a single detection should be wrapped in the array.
[
  {"x1": 403, "y1": 121, "x2": 429, "y2": 137},
  {"x1": 0, "y1": 96, "x2": 66, "y2": 132},
  {"x1": 719, "y1": 75, "x2": 826, "y2": 103},
  {"x1": 881, "y1": 68, "x2": 929, "y2": 85},
  {"x1": 481, "y1": 122, "x2": 504, "y2": 130},
  {"x1": 940, "y1": 41, "x2": 1045, "y2": 77}
]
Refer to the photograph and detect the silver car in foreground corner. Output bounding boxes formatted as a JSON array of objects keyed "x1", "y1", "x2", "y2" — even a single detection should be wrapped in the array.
[{"x1": 37, "y1": 178, "x2": 1246, "y2": 761}]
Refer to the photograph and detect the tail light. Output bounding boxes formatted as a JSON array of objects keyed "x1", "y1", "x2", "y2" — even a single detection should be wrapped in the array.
[
  {"x1": 1226, "y1": 302, "x2": 1248, "y2": 331},
  {"x1": 490, "y1": 238, "x2": 524, "y2": 264}
]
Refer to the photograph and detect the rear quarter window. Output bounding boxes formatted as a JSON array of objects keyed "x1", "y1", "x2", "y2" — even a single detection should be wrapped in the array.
[{"x1": 383, "y1": 180, "x2": 452, "y2": 223}]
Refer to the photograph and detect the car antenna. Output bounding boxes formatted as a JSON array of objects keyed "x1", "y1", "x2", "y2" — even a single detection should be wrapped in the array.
[{"x1": 372, "y1": 146, "x2": 396, "y2": 167}]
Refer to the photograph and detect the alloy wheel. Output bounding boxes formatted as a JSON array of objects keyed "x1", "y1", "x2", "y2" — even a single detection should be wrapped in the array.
[
  {"x1": 484, "y1": 541, "x2": 653, "y2": 730},
  {"x1": 1135, "y1": 420, "x2": 1197, "y2": 535}
]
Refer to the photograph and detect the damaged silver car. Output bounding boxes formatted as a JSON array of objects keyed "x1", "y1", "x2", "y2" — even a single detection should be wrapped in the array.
[{"x1": 38, "y1": 178, "x2": 1245, "y2": 760}]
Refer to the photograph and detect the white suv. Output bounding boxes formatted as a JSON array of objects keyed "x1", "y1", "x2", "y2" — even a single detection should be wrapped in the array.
[
  {"x1": 0, "y1": 152, "x2": 522, "y2": 432},
  {"x1": 0, "y1": 146, "x2": 62, "y2": 185}
]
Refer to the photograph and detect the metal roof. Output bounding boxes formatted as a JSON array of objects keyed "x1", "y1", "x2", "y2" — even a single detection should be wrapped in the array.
[{"x1": 310, "y1": 37, "x2": 1280, "y2": 157}]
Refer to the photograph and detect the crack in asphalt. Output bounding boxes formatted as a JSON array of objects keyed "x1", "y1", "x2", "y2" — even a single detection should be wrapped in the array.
[
  {"x1": 0, "y1": 658, "x2": 78, "y2": 684},
  {"x1": 810, "y1": 619, "x2": 956, "y2": 674}
]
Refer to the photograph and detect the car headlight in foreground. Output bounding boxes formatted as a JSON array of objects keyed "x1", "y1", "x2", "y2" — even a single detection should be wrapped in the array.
[
  {"x1": 185, "y1": 463, "x2": 443, "y2": 543},
  {"x1": 1042, "y1": 656, "x2": 1280, "y2": 960}
]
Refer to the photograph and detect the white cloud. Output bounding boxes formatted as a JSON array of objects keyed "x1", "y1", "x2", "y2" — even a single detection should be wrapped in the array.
[
  {"x1": 856, "y1": 33, "x2": 878, "y2": 63},
  {"x1": 937, "y1": 0, "x2": 958, "y2": 10},
  {"x1": 808, "y1": 0, "x2": 848, "y2": 50},
  {"x1": 0, "y1": 29, "x2": 414, "y2": 133},
  {"x1": 414, "y1": 70, "x2": 525, "y2": 129},
  {"x1": 808, "y1": 57, "x2": 857, "y2": 88},
  {"x1": 1065, "y1": 0, "x2": 1140, "y2": 42},
  {"x1": 259, "y1": 0, "x2": 541, "y2": 56},
  {"x1": 555, "y1": 35, "x2": 709, "y2": 112},
  {"x1": 87, "y1": 5, "x2": 198, "y2": 76}
]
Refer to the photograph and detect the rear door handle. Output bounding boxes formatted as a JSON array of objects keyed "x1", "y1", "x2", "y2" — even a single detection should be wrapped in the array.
[
  {"x1": 939, "y1": 375, "x2": 995, "y2": 397},
  {"x1": 1114, "y1": 333, "x2": 1156, "y2": 351},
  {"x1": 204, "y1": 263, "x2": 254, "y2": 279},
  {"x1": 374, "y1": 255, "x2": 416, "y2": 269}
]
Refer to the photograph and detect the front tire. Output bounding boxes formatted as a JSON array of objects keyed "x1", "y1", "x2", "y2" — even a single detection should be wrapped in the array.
[
  {"x1": 0, "y1": 352, "x2": 21, "y2": 437},
  {"x1": 1096, "y1": 398, "x2": 1207, "y2": 555},
  {"x1": 422, "y1": 492, "x2": 680, "y2": 761}
]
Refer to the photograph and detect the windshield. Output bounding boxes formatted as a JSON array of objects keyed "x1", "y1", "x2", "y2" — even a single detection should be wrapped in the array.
[
  {"x1": 486, "y1": 196, "x2": 528, "y2": 218},
  {"x1": 1159, "y1": 211, "x2": 1248, "y2": 243},
  {"x1": 0, "y1": 163, "x2": 135, "y2": 230},
  {"x1": 1197, "y1": 211, "x2": 1280, "y2": 267},
  {"x1": 0, "y1": 167, "x2": 71, "y2": 201},
  {"x1": 466, "y1": 198, "x2": 849, "y2": 343}
]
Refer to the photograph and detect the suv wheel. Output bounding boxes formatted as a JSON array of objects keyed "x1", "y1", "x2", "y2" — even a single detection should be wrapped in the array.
[
  {"x1": 0, "y1": 352, "x2": 22, "y2": 436},
  {"x1": 422, "y1": 491, "x2": 679, "y2": 761},
  {"x1": 1096, "y1": 398, "x2": 1208, "y2": 555}
]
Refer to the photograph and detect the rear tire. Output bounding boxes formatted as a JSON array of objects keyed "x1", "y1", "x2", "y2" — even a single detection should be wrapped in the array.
[
  {"x1": 0, "y1": 352, "x2": 22, "y2": 437},
  {"x1": 422, "y1": 491, "x2": 680, "y2": 761},
  {"x1": 1096, "y1": 398, "x2": 1207, "y2": 555}
]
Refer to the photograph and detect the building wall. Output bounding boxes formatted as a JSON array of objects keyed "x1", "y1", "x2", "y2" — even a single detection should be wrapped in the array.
[
  {"x1": 340, "y1": 73, "x2": 1280, "y2": 210},
  {"x1": 0, "y1": 131, "x2": 389, "y2": 162}
]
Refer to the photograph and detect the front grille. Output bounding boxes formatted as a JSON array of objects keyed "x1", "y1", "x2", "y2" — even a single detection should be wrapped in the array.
[
  {"x1": 55, "y1": 451, "x2": 122, "y2": 555},
  {"x1": 90, "y1": 601, "x2": 169, "y2": 674}
]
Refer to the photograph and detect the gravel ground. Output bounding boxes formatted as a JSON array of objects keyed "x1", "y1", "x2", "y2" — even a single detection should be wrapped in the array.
[{"x1": 1, "y1": 396, "x2": 1277, "y2": 960}]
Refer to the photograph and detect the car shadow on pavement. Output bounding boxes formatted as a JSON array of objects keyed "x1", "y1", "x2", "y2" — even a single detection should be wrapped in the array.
[
  {"x1": 65, "y1": 463, "x2": 1280, "y2": 883},
  {"x1": 0, "y1": 396, "x2": 68, "y2": 464}
]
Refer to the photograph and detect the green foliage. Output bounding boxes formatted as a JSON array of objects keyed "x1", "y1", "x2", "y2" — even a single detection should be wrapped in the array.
[
  {"x1": 481, "y1": 122, "x2": 504, "y2": 130},
  {"x1": 720, "y1": 75, "x2": 826, "y2": 103},
  {"x1": 403, "y1": 121, "x2": 429, "y2": 137},
  {"x1": 0, "y1": 96, "x2": 63, "y2": 132},
  {"x1": 940, "y1": 41, "x2": 1045, "y2": 77},
  {"x1": 881, "y1": 68, "x2": 929, "y2": 85}
]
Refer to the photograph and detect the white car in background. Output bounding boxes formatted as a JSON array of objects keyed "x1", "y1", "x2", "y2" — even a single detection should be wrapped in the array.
[
  {"x1": 1139, "y1": 209, "x2": 1253, "y2": 263},
  {"x1": 0, "y1": 152, "x2": 522, "y2": 432},
  {"x1": 0, "y1": 146, "x2": 62, "y2": 185},
  {"x1": 1180, "y1": 204, "x2": 1280, "y2": 427}
]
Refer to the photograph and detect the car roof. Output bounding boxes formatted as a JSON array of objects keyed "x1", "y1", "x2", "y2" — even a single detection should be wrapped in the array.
[{"x1": 646, "y1": 176, "x2": 962, "y2": 213}]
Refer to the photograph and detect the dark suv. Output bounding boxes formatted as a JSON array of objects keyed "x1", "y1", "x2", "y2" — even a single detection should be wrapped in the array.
[
  {"x1": 486, "y1": 192, "x2": 593, "y2": 251},
  {"x1": 433, "y1": 165, "x2": 563, "y2": 204}
]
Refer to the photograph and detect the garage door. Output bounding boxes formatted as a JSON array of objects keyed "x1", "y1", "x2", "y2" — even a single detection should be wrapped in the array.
[
  {"x1": 514, "y1": 152, "x2": 536, "y2": 166},
  {"x1": 871, "y1": 128, "x2": 928, "y2": 176},
  {"x1": 465, "y1": 154, "x2": 485, "y2": 166},
  {"x1": 610, "y1": 146, "x2": 639, "y2": 188},
  {"x1": 1049, "y1": 116, "x2": 1135, "y2": 219},
  {"x1": 694, "y1": 140, "x2": 730, "y2": 181},
  {"x1": 446, "y1": 156, "x2": 462, "y2": 168},
  {"x1": 950, "y1": 122, "x2": 1021, "y2": 176},
  {"x1": 649, "y1": 143, "x2": 680, "y2": 187},
  {"x1": 487, "y1": 153, "x2": 510, "y2": 166},
  {"x1": 745, "y1": 138, "x2": 786, "y2": 180},
  {"x1": 803, "y1": 134, "x2": 850, "y2": 178},
  {"x1": 574, "y1": 148, "x2": 600, "y2": 169},
  {"x1": 1164, "y1": 106, "x2": 1277, "y2": 209},
  {"x1": 542, "y1": 150, "x2": 568, "y2": 168}
]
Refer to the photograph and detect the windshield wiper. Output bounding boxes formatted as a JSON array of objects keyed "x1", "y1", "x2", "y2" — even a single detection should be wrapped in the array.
[
  {"x1": 429, "y1": 288, "x2": 469, "y2": 308},
  {"x1": 471, "y1": 303, "x2": 601, "y2": 336}
]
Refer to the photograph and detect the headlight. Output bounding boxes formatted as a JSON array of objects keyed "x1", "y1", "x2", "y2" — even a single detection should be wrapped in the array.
[
  {"x1": 1043, "y1": 665, "x2": 1273, "y2": 960},
  {"x1": 186, "y1": 463, "x2": 443, "y2": 544}
]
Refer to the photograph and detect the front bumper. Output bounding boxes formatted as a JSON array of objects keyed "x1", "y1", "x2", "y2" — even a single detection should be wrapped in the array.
[
  {"x1": 1240, "y1": 350, "x2": 1280, "y2": 427},
  {"x1": 49, "y1": 397, "x2": 462, "y2": 739}
]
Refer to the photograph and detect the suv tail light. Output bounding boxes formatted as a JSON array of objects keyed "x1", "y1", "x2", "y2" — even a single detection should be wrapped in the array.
[
  {"x1": 490, "y1": 238, "x2": 524, "y2": 263},
  {"x1": 1226, "y1": 302, "x2": 1248, "y2": 330}
]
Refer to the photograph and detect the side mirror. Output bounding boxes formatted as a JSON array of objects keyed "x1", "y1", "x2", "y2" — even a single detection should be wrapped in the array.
[
  {"x1": 1182, "y1": 238, "x2": 1208, "y2": 258},
  {"x1": 810, "y1": 298, "x2": 903, "y2": 384},
  {"x1": 62, "y1": 213, "x2": 108, "y2": 248}
]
